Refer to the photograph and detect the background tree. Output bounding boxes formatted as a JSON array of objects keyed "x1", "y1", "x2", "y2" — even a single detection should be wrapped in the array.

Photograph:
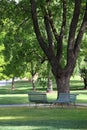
[
  {"x1": 30, "y1": 0, "x2": 87, "y2": 97},
  {"x1": 38, "y1": 61, "x2": 54, "y2": 92},
  {"x1": 1, "y1": 1, "x2": 47, "y2": 90}
]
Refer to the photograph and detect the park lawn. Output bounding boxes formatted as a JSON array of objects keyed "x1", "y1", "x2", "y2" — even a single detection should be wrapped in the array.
[
  {"x1": 0, "y1": 77, "x2": 87, "y2": 105},
  {"x1": 0, "y1": 90, "x2": 87, "y2": 104},
  {"x1": 0, "y1": 94, "x2": 29, "y2": 104},
  {"x1": 0, "y1": 107, "x2": 87, "y2": 130}
]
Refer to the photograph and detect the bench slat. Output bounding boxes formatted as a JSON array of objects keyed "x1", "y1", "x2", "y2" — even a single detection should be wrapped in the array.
[{"x1": 28, "y1": 91, "x2": 48, "y2": 103}]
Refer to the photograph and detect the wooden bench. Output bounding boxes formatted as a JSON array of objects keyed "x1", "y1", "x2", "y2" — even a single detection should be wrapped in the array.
[
  {"x1": 54, "y1": 93, "x2": 78, "y2": 107},
  {"x1": 28, "y1": 91, "x2": 49, "y2": 104}
]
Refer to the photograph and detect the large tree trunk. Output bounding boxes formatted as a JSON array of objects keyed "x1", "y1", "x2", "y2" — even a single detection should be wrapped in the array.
[
  {"x1": 56, "y1": 75, "x2": 70, "y2": 99},
  {"x1": 56, "y1": 76, "x2": 70, "y2": 93}
]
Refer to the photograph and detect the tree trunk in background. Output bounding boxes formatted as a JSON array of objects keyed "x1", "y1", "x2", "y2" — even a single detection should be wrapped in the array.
[
  {"x1": 12, "y1": 77, "x2": 15, "y2": 90},
  {"x1": 31, "y1": 75, "x2": 36, "y2": 90},
  {"x1": 47, "y1": 64, "x2": 53, "y2": 92},
  {"x1": 47, "y1": 79, "x2": 53, "y2": 92},
  {"x1": 83, "y1": 78, "x2": 87, "y2": 89},
  {"x1": 30, "y1": 62, "x2": 36, "y2": 90}
]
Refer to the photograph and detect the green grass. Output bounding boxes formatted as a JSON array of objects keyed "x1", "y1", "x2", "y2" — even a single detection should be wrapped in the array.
[
  {"x1": 0, "y1": 107, "x2": 87, "y2": 130},
  {"x1": 0, "y1": 94, "x2": 28, "y2": 104},
  {"x1": 0, "y1": 77, "x2": 87, "y2": 130}
]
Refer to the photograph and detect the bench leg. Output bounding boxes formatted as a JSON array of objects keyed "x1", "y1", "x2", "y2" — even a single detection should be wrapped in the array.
[
  {"x1": 74, "y1": 102, "x2": 76, "y2": 108},
  {"x1": 61, "y1": 103, "x2": 70, "y2": 108}
]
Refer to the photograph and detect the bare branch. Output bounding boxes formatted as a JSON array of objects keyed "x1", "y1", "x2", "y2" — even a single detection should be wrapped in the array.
[
  {"x1": 59, "y1": 0, "x2": 66, "y2": 38},
  {"x1": 48, "y1": 8, "x2": 59, "y2": 42},
  {"x1": 30, "y1": 0, "x2": 57, "y2": 68},
  {"x1": 74, "y1": 3, "x2": 87, "y2": 56},
  {"x1": 30, "y1": 0, "x2": 49, "y2": 54},
  {"x1": 40, "y1": 4, "x2": 53, "y2": 48},
  {"x1": 66, "y1": 0, "x2": 81, "y2": 67},
  {"x1": 56, "y1": 0, "x2": 67, "y2": 61},
  {"x1": 68, "y1": 0, "x2": 81, "y2": 50},
  {"x1": 44, "y1": 14, "x2": 55, "y2": 49}
]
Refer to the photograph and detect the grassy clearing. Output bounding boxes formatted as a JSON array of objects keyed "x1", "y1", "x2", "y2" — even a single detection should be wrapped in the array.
[{"x1": 0, "y1": 107, "x2": 87, "y2": 130}]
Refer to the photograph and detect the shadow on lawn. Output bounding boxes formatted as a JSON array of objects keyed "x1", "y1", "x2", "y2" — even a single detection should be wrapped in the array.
[{"x1": 0, "y1": 120, "x2": 87, "y2": 129}]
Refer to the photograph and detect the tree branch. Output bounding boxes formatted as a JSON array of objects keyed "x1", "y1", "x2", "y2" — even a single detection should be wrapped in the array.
[
  {"x1": 56, "y1": 0, "x2": 66, "y2": 61},
  {"x1": 40, "y1": 4, "x2": 54, "y2": 49},
  {"x1": 59, "y1": 0, "x2": 66, "y2": 39},
  {"x1": 47, "y1": 6, "x2": 59, "y2": 42},
  {"x1": 67, "y1": 0, "x2": 81, "y2": 66},
  {"x1": 30, "y1": 0, "x2": 49, "y2": 55},
  {"x1": 74, "y1": 2, "x2": 87, "y2": 56},
  {"x1": 30, "y1": 0, "x2": 58, "y2": 68},
  {"x1": 46, "y1": 0, "x2": 66, "y2": 62},
  {"x1": 68, "y1": 0, "x2": 81, "y2": 50}
]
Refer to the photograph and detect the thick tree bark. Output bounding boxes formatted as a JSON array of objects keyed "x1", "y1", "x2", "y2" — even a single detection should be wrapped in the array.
[
  {"x1": 30, "y1": 0, "x2": 87, "y2": 96},
  {"x1": 56, "y1": 75, "x2": 70, "y2": 97}
]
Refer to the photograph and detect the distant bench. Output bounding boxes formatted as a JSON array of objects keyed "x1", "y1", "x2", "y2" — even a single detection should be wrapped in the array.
[
  {"x1": 28, "y1": 91, "x2": 49, "y2": 104},
  {"x1": 54, "y1": 93, "x2": 78, "y2": 107}
]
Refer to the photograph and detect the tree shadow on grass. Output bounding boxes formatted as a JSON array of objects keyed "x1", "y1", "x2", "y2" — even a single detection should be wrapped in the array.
[
  {"x1": 0, "y1": 96, "x2": 28, "y2": 104},
  {"x1": 0, "y1": 120, "x2": 87, "y2": 130}
]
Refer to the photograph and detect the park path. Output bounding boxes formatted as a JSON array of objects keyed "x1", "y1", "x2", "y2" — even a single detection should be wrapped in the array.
[{"x1": 0, "y1": 103, "x2": 87, "y2": 107}]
